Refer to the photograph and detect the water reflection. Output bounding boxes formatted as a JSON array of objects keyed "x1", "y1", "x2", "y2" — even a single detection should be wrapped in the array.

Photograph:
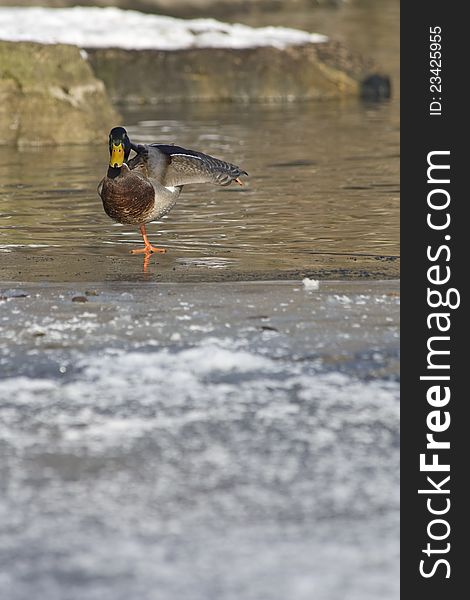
[{"x1": 0, "y1": 98, "x2": 398, "y2": 281}]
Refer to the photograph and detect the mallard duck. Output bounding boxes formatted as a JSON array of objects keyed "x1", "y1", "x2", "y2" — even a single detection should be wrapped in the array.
[{"x1": 98, "y1": 127, "x2": 248, "y2": 254}]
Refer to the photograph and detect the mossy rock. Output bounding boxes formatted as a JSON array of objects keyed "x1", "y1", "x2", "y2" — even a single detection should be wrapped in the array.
[
  {"x1": 87, "y1": 41, "x2": 381, "y2": 105},
  {"x1": 0, "y1": 41, "x2": 120, "y2": 146}
]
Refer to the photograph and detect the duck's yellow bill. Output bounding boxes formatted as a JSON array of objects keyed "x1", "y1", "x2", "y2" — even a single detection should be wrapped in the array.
[{"x1": 110, "y1": 143, "x2": 124, "y2": 168}]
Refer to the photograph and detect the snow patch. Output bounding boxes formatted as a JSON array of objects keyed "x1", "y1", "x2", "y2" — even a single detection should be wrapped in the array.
[
  {"x1": 302, "y1": 278, "x2": 320, "y2": 291},
  {"x1": 0, "y1": 7, "x2": 328, "y2": 51}
]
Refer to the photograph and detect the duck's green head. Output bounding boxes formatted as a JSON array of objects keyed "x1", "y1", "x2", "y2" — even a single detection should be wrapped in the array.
[{"x1": 108, "y1": 127, "x2": 131, "y2": 168}]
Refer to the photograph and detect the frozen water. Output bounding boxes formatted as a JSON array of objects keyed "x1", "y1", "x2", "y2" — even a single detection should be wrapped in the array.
[{"x1": 0, "y1": 281, "x2": 399, "y2": 600}]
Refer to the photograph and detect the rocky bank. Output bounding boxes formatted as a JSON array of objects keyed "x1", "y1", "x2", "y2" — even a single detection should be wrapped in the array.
[
  {"x1": 0, "y1": 41, "x2": 120, "y2": 146},
  {"x1": 87, "y1": 39, "x2": 378, "y2": 105}
]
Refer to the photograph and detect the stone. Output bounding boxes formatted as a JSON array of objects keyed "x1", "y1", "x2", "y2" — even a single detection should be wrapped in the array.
[
  {"x1": 0, "y1": 41, "x2": 120, "y2": 146},
  {"x1": 87, "y1": 40, "x2": 377, "y2": 105}
]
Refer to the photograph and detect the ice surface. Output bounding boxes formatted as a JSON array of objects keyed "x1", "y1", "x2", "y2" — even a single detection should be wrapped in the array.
[{"x1": 0, "y1": 280, "x2": 399, "y2": 600}]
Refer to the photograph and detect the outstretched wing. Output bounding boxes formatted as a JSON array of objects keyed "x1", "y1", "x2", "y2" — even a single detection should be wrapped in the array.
[{"x1": 129, "y1": 143, "x2": 247, "y2": 187}]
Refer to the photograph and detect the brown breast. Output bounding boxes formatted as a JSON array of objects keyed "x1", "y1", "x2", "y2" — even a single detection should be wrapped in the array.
[{"x1": 100, "y1": 168, "x2": 155, "y2": 225}]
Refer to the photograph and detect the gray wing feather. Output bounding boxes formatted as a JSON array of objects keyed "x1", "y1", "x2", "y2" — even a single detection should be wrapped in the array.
[
  {"x1": 127, "y1": 146, "x2": 169, "y2": 181},
  {"x1": 129, "y1": 143, "x2": 247, "y2": 187}
]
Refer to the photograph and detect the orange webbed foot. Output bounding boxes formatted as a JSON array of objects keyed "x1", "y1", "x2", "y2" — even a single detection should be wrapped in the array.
[
  {"x1": 131, "y1": 224, "x2": 167, "y2": 256},
  {"x1": 130, "y1": 245, "x2": 166, "y2": 255}
]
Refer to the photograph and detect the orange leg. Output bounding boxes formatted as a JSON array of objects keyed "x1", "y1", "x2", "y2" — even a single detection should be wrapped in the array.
[
  {"x1": 130, "y1": 224, "x2": 166, "y2": 254},
  {"x1": 142, "y1": 253, "x2": 151, "y2": 273}
]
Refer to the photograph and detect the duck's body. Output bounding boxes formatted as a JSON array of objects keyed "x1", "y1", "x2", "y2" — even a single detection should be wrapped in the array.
[
  {"x1": 99, "y1": 163, "x2": 181, "y2": 225},
  {"x1": 98, "y1": 128, "x2": 247, "y2": 254}
]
